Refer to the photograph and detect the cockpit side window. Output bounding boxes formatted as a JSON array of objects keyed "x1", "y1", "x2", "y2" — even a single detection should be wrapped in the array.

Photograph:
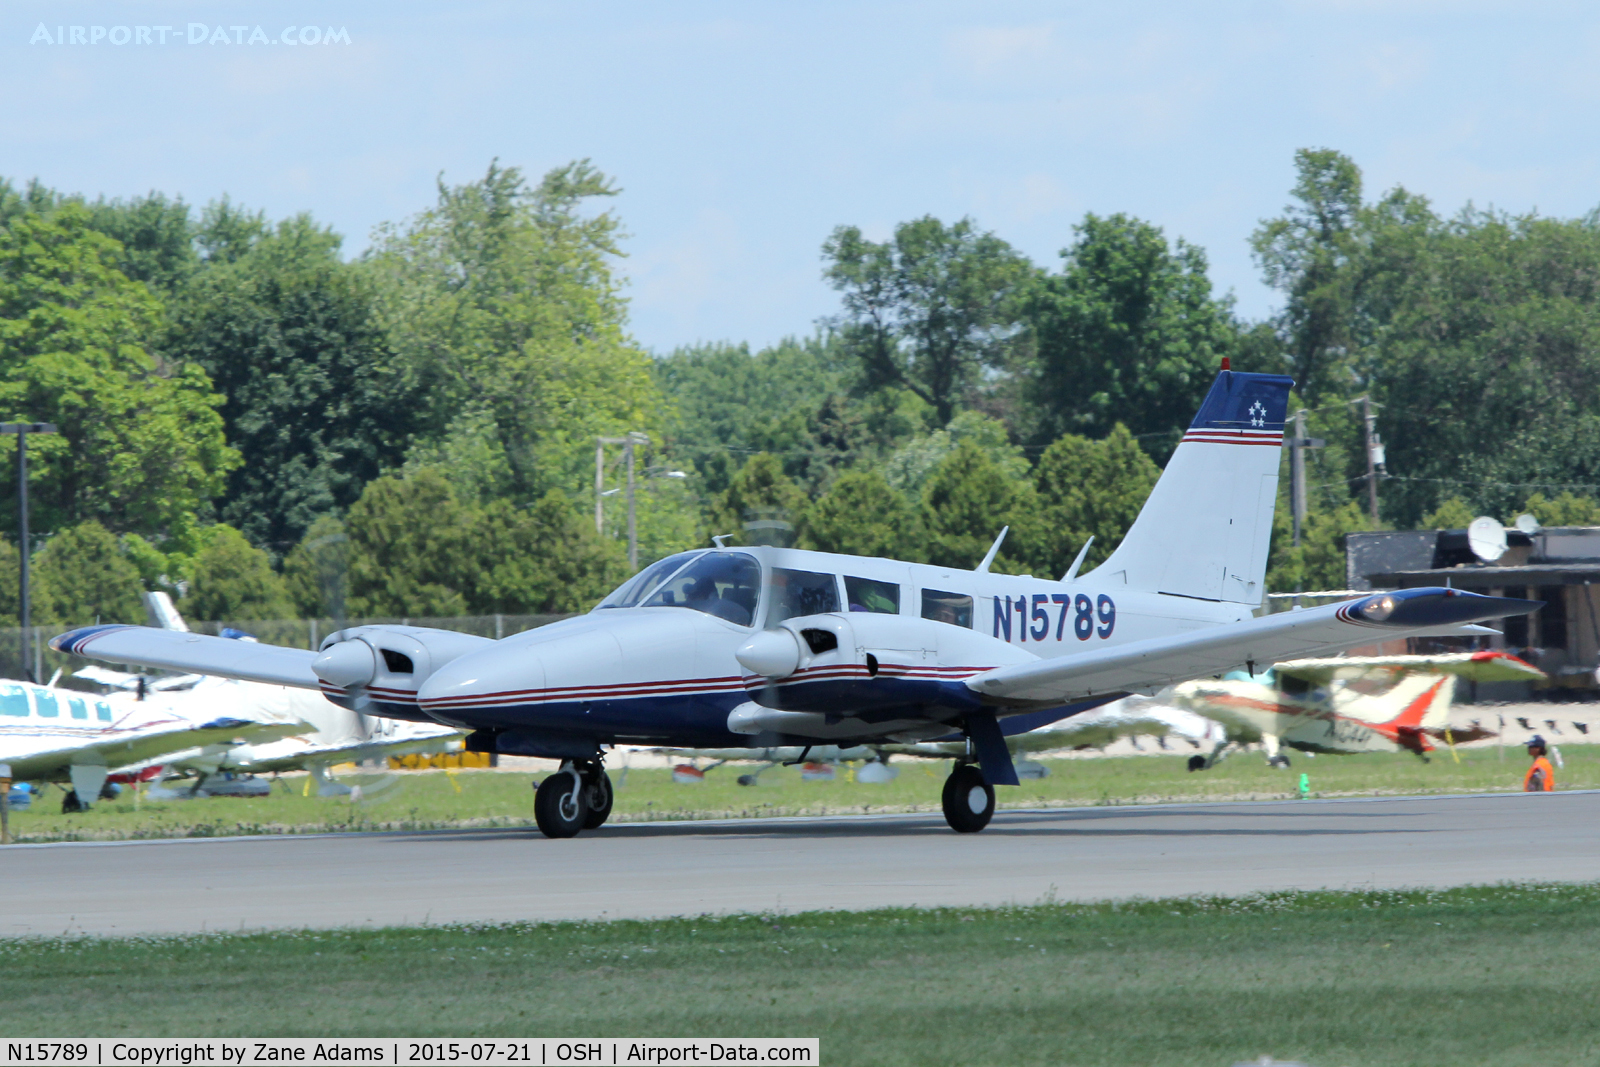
[
  {"x1": 639, "y1": 552, "x2": 762, "y2": 626},
  {"x1": 921, "y1": 589, "x2": 973, "y2": 629},
  {"x1": 596, "y1": 551, "x2": 705, "y2": 610},
  {"x1": 845, "y1": 576, "x2": 900, "y2": 614},
  {"x1": 768, "y1": 568, "x2": 841, "y2": 626}
]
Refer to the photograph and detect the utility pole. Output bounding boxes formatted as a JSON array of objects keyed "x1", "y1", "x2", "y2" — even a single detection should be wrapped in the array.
[
  {"x1": 1361, "y1": 396, "x2": 1385, "y2": 526},
  {"x1": 1, "y1": 423, "x2": 56, "y2": 681},
  {"x1": 1286, "y1": 410, "x2": 1325, "y2": 548},
  {"x1": 596, "y1": 432, "x2": 650, "y2": 570}
]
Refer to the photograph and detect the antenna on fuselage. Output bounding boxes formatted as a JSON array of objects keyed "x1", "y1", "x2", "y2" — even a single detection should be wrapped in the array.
[
  {"x1": 712, "y1": 534, "x2": 730, "y2": 548},
  {"x1": 1062, "y1": 536, "x2": 1095, "y2": 582},
  {"x1": 975, "y1": 526, "x2": 1009, "y2": 573}
]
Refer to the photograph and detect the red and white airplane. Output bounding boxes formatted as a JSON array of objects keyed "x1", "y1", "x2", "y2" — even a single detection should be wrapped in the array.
[
  {"x1": 53, "y1": 368, "x2": 1539, "y2": 837},
  {"x1": 1168, "y1": 649, "x2": 1544, "y2": 768}
]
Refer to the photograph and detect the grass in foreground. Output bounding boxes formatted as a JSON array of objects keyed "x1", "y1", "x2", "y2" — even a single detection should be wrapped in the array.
[
  {"x1": 5, "y1": 742, "x2": 1591, "y2": 842},
  {"x1": 3, "y1": 883, "x2": 1597, "y2": 1066}
]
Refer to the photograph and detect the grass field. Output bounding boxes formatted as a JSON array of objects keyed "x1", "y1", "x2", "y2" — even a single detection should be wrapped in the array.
[
  {"x1": 6, "y1": 742, "x2": 1592, "y2": 842},
  {"x1": 2, "y1": 883, "x2": 1596, "y2": 1066}
]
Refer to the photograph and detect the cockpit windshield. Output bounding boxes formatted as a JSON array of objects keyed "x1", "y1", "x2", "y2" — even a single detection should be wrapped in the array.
[
  {"x1": 595, "y1": 551, "x2": 705, "y2": 610},
  {"x1": 638, "y1": 552, "x2": 762, "y2": 625}
]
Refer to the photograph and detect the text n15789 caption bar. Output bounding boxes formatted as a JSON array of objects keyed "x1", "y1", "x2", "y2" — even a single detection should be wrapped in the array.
[{"x1": 1, "y1": 1041, "x2": 819, "y2": 1067}]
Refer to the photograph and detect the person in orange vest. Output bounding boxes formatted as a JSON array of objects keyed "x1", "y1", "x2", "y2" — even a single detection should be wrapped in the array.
[{"x1": 1524, "y1": 735, "x2": 1556, "y2": 792}]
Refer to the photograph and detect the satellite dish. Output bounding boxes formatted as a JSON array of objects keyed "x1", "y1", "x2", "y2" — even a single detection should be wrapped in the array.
[
  {"x1": 1515, "y1": 513, "x2": 1541, "y2": 535},
  {"x1": 1467, "y1": 516, "x2": 1508, "y2": 563}
]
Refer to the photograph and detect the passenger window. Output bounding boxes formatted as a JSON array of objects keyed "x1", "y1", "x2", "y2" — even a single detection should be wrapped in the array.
[
  {"x1": 0, "y1": 685, "x2": 27, "y2": 717},
  {"x1": 69, "y1": 697, "x2": 88, "y2": 720},
  {"x1": 921, "y1": 589, "x2": 974, "y2": 629},
  {"x1": 95, "y1": 702, "x2": 113, "y2": 722},
  {"x1": 34, "y1": 690, "x2": 58, "y2": 717},
  {"x1": 768, "y1": 568, "x2": 841, "y2": 625},
  {"x1": 845, "y1": 576, "x2": 900, "y2": 615}
]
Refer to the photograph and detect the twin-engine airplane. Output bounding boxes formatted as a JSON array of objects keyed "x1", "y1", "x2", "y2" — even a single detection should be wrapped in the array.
[{"x1": 53, "y1": 368, "x2": 1540, "y2": 837}]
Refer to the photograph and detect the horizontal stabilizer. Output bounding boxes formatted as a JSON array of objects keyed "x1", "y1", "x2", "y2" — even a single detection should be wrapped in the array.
[
  {"x1": 52, "y1": 625, "x2": 321, "y2": 690},
  {"x1": 965, "y1": 588, "x2": 1540, "y2": 707}
]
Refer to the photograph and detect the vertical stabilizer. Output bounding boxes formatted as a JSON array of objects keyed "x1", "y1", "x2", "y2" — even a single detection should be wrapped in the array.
[{"x1": 1083, "y1": 370, "x2": 1293, "y2": 605}]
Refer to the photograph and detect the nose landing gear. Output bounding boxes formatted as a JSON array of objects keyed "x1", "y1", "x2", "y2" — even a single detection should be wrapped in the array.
[
  {"x1": 941, "y1": 763, "x2": 995, "y2": 833},
  {"x1": 533, "y1": 760, "x2": 613, "y2": 839}
]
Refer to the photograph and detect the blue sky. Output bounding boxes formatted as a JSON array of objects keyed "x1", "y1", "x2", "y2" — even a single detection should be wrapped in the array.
[{"x1": 7, "y1": 2, "x2": 1599, "y2": 353}]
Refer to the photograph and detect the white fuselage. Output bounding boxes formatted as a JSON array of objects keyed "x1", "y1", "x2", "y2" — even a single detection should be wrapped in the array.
[{"x1": 396, "y1": 545, "x2": 1251, "y2": 751}]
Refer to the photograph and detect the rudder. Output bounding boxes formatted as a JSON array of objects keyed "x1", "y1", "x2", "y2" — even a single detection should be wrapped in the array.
[{"x1": 1083, "y1": 370, "x2": 1293, "y2": 605}]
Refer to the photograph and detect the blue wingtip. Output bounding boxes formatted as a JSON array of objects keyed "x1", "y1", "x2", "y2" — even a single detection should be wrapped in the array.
[{"x1": 50, "y1": 624, "x2": 136, "y2": 656}]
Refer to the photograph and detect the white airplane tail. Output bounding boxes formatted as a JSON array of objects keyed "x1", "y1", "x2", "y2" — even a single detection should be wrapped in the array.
[{"x1": 1083, "y1": 368, "x2": 1293, "y2": 606}]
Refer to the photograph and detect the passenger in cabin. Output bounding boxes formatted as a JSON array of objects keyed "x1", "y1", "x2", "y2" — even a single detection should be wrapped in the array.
[
  {"x1": 921, "y1": 590, "x2": 973, "y2": 628},
  {"x1": 845, "y1": 576, "x2": 899, "y2": 614},
  {"x1": 769, "y1": 568, "x2": 840, "y2": 624}
]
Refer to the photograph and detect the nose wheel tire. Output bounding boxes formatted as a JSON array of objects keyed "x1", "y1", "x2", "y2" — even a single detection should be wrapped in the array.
[
  {"x1": 941, "y1": 764, "x2": 995, "y2": 833},
  {"x1": 534, "y1": 770, "x2": 588, "y2": 839},
  {"x1": 582, "y1": 768, "x2": 614, "y2": 830}
]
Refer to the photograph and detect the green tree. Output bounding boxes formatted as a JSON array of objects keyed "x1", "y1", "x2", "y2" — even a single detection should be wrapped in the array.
[
  {"x1": 345, "y1": 469, "x2": 476, "y2": 617},
  {"x1": 1371, "y1": 208, "x2": 1600, "y2": 525},
  {"x1": 166, "y1": 212, "x2": 421, "y2": 551},
  {"x1": 801, "y1": 469, "x2": 923, "y2": 560},
  {"x1": 1251, "y1": 148, "x2": 1366, "y2": 405},
  {"x1": 185, "y1": 525, "x2": 293, "y2": 621},
  {"x1": 345, "y1": 469, "x2": 630, "y2": 617},
  {"x1": 1265, "y1": 499, "x2": 1367, "y2": 593},
  {"x1": 282, "y1": 514, "x2": 350, "y2": 619},
  {"x1": 1520, "y1": 492, "x2": 1600, "y2": 527},
  {"x1": 473, "y1": 492, "x2": 628, "y2": 613},
  {"x1": 1020, "y1": 213, "x2": 1241, "y2": 458},
  {"x1": 1421, "y1": 498, "x2": 1476, "y2": 530},
  {"x1": 823, "y1": 216, "x2": 1033, "y2": 425},
  {"x1": 31, "y1": 521, "x2": 144, "y2": 625},
  {"x1": 0, "y1": 205, "x2": 236, "y2": 544},
  {"x1": 368, "y1": 161, "x2": 663, "y2": 505},
  {"x1": 0, "y1": 536, "x2": 18, "y2": 622},
  {"x1": 920, "y1": 439, "x2": 1035, "y2": 571},
  {"x1": 881, "y1": 410, "x2": 1028, "y2": 500},
  {"x1": 1024, "y1": 424, "x2": 1159, "y2": 578},
  {"x1": 709, "y1": 453, "x2": 810, "y2": 547},
  {"x1": 649, "y1": 337, "x2": 889, "y2": 495}
]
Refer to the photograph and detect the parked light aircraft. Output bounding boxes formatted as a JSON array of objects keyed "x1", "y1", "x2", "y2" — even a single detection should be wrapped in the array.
[
  {"x1": 53, "y1": 368, "x2": 1541, "y2": 836},
  {"x1": 0, "y1": 676, "x2": 300, "y2": 811},
  {"x1": 83, "y1": 595, "x2": 464, "y2": 797},
  {"x1": 1167, "y1": 649, "x2": 1543, "y2": 768}
]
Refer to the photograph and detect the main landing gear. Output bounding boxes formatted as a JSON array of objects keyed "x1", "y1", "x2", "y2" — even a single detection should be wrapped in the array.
[
  {"x1": 941, "y1": 763, "x2": 995, "y2": 834},
  {"x1": 533, "y1": 760, "x2": 613, "y2": 839}
]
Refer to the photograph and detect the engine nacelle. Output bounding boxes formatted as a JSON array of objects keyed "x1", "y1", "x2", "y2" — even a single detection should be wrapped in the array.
[
  {"x1": 735, "y1": 612, "x2": 1034, "y2": 719},
  {"x1": 312, "y1": 625, "x2": 494, "y2": 721}
]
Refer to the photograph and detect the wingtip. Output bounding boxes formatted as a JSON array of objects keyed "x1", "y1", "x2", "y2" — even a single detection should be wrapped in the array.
[{"x1": 49, "y1": 623, "x2": 135, "y2": 656}]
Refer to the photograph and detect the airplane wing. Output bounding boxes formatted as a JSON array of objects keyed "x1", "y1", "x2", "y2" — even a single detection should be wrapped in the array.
[
  {"x1": 1274, "y1": 649, "x2": 1547, "y2": 686},
  {"x1": 5, "y1": 714, "x2": 303, "y2": 781},
  {"x1": 53, "y1": 625, "x2": 320, "y2": 689},
  {"x1": 207, "y1": 733, "x2": 463, "y2": 774},
  {"x1": 966, "y1": 588, "x2": 1539, "y2": 708}
]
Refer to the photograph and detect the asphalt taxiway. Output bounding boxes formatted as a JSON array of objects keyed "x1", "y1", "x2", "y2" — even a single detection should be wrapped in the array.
[{"x1": 9, "y1": 791, "x2": 1598, "y2": 936}]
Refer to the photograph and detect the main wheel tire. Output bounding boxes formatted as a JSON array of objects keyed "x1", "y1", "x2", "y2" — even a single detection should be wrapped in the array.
[
  {"x1": 582, "y1": 769, "x2": 614, "y2": 830},
  {"x1": 60, "y1": 789, "x2": 85, "y2": 814},
  {"x1": 1267, "y1": 754, "x2": 1292, "y2": 769},
  {"x1": 940, "y1": 765, "x2": 994, "y2": 833},
  {"x1": 534, "y1": 771, "x2": 588, "y2": 839},
  {"x1": 1187, "y1": 755, "x2": 1208, "y2": 772}
]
